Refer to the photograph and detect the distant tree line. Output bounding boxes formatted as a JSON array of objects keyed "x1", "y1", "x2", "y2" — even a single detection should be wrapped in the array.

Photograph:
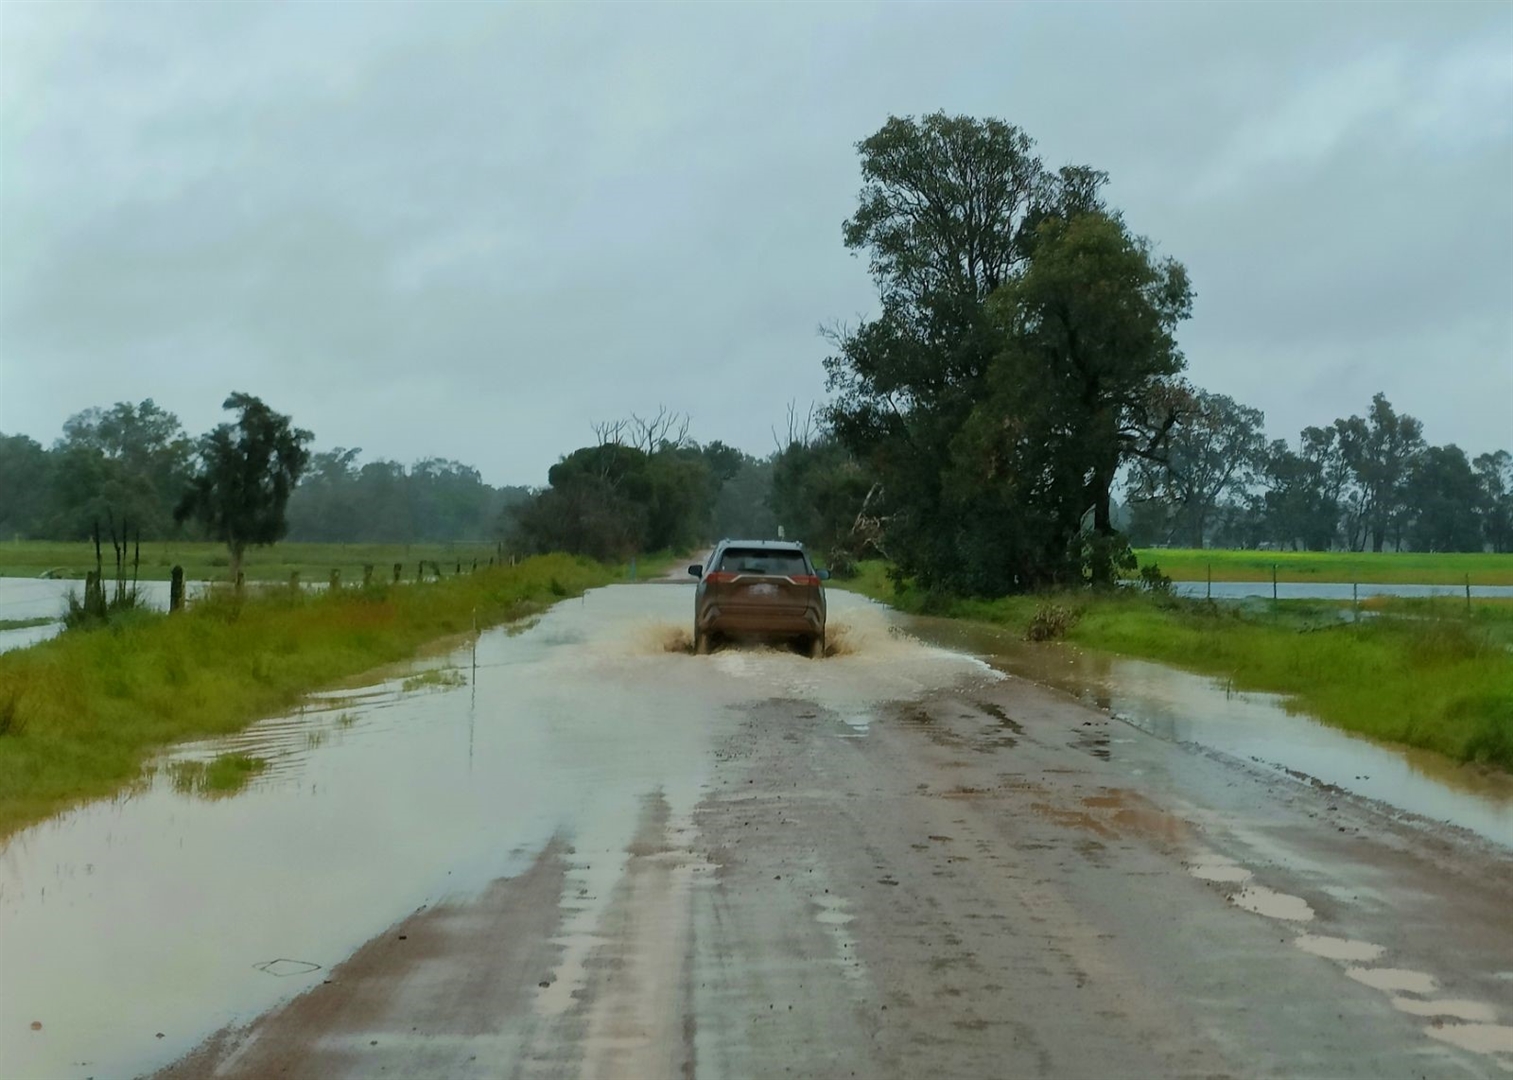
[
  {"x1": 1125, "y1": 389, "x2": 1511, "y2": 554},
  {"x1": 7, "y1": 114, "x2": 1504, "y2": 589},
  {"x1": 505, "y1": 409, "x2": 777, "y2": 561},
  {"x1": 0, "y1": 398, "x2": 531, "y2": 548}
]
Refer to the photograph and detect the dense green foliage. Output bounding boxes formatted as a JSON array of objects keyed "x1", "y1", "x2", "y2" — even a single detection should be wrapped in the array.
[
  {"x1": 1, "y1": 399, "x2": 535, "y2": 548},
  {"x1": 0, "y1": 554, "x2": 622, "y2": 837},
  {"x1": 1134, "y1": 392, "x2": 1511, "y2": 554},
  {"x1": 175, "y1": 393, "x2": 313, "y2": 580},
  {"x1": 825, "y1": 113, "x2": 1190, "y2": 591},
  {"x1": 1, "y1": 401, "x2": 192, "y2": 540},
  {"x1": 286, "y1": 449, "x2": 531, "y2": 543}
]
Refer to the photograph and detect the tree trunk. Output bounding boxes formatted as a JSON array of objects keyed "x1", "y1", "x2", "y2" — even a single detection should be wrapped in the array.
[{"x1": 1088, "y1": 461, "x2": 1117, "y2": 587}]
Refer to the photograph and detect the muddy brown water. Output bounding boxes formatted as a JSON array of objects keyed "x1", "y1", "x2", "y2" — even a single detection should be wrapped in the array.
[
  {"x1": 0, "y1": 586, "x2": 988, "y2": 1079},
  {"x1": 3, "y1": 583, "x2": 1512, "y2": 1077},
  {"x1": 906, "y1": 615, "x2": 1513, "y2": 848}
]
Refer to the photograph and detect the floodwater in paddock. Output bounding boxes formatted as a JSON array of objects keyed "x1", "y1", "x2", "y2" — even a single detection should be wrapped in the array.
[
  {"x1": 0, "y1": 585, "x2": 986, "y2": 1079},
  {"x1": 907, "y1": 616, "x2": 1513, "y2": 848}
]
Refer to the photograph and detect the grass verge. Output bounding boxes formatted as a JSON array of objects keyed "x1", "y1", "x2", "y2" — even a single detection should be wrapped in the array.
[
  {"x1": 1135, "y1": 548, "x2": 1513, "y2": 585},
  {"x1": 0, "y1": 539, "x2": 514, "y2": 583},
  {"x1": 840, "y1": 562, "x2": 1513, "y2": 770},
  {"x1": 0, "y1": 553, "x2": 624, "y2": 838}
]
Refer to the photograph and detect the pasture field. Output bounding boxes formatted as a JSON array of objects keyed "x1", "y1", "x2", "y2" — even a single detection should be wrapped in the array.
[
  {"x1": 0, "y1": 539, "x2": 509, "y2": 583},
  {"x1": 1137, "y1": 548, "x2": 1513, "y2": 585}
]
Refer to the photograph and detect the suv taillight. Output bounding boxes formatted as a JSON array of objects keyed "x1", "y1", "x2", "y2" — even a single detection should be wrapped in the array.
[
  {"x1": 705, "y1": 571, "x2": 737, "y2": 584},
  {"x1": 791, "y1": 575, "x2": 821, "y2": 587}
]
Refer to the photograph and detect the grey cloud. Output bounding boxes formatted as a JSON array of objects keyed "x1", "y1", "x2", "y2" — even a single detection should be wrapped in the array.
[{"x1": 2, "y1": 1, "x2": 1509, "y2": 484}]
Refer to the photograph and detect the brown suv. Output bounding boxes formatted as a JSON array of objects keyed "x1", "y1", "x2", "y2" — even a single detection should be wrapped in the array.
[{"x1": 688, "y1": 540, "x2": 829, "y2": 657}]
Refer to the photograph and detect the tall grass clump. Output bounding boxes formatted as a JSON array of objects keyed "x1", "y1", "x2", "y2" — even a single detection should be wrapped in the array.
[{"x1": 0, "y1": 553, "x2": 622, "y2": 837}]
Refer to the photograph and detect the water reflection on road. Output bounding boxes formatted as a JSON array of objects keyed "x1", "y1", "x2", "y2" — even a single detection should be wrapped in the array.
[
  {"x1": 0, "y1": 585, "x2": 980, "y2": 1080},
  {"x1": 907, "y1": 616, "x2": 1513, "y2": 848}
]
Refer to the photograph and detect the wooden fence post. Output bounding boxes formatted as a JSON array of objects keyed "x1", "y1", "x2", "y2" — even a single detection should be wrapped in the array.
[
  {"x1": 362, "y1": 563, "x2": 374, "y2": 587},
  {"x1": 329, "y1": 568, "x2": 341, "y2": 592},
  {"x1": 290, "y1": 570, "x2": 300, "y2": 593},
  {"x1": 1466, "y1": 574, "x2": 1472, "y2": 616},
  {"x1": 393, "y1": 563, "x2": 402, "y2": 584},
  {"x1": 1272, "y1": 564, "x2": 1278, "y2": 602},
  {"x1": 235, "y1": 571, "x2": 244, "y2": 592},
  {"x1": 169, "y1": 566, "x2": 185, "y2": 613}
]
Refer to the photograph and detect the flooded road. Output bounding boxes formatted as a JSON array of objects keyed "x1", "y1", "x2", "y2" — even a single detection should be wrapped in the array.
[
  {"x1": 908, "y1": 617, "x2": 1513, "y2": 848},
  {"x1": 3, "y1": 583, "x2": 1513, "y2": 1078}
]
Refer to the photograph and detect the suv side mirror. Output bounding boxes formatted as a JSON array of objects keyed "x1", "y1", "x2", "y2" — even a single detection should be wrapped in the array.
[
  {"x1": 817, "y1": 569, "x2": 831, "y2": 581},
  {"x1": 688, "y1": 564, "x2": 703, "y2": 578}
]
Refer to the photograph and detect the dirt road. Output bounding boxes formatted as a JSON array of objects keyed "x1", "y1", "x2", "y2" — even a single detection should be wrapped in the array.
[{"x1": 5, "y1": 585, "x2": 1512, "y2": 1078}]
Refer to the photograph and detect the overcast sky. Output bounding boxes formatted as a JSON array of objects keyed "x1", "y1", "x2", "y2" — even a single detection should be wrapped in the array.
[{"x1": 2, "y1": 1, "x2": 1509, "y2": 486}]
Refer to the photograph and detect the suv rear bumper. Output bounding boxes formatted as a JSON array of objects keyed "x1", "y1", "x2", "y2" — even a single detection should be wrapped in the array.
[{"x1": 699, "y1": 606, "x2": 824, "y2": 639}]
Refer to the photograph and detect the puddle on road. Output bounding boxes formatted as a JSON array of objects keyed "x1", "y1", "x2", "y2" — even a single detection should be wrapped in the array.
[
  {"x1": 1391, "y1": 997, "x2": 1500, "y2": 1023},
  {"x1": 0, "y1": 586, "x2": 982, "y2": 1080},
  {"x1": 906, "y1": 617, "x2": 1513, "y2": 849},
  {"x1": 1424, "y1": 1022, "x2": 1513, "y2": 1057},
  {"x1": 1346, "y1": 967, "x2": 1440, "y2": 995},
  {"x1": 1231, "y1": 884, "x2": 1315, "y2": 922},
  {"x1": 1294, "y1": 934, "x2": 1386, "y2": 963}
]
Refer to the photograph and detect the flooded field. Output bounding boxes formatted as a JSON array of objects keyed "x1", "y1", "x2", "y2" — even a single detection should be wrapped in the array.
[
  {"x1": 907, "y1": 616, "x2": 1513, "y2": 848},
  {"x1": 0, "y1": 586, "x2": 984, "y2": 1079}
]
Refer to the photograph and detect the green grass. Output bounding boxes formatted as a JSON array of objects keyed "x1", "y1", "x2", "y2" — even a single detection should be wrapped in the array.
[
  {"x1": 400, "y1": 667, "x2": 467, "y2": 693},
  {"x1": 1136, "y1": 548, "x2": 1513, "y2": 585},
  {"x1": 0, "y1": 617, "x2": 55, "y2": 632},
  {"x1": 839, "y1": 562, "x2": 1513, "y2": 770},
  {"x1": 0, "y1": 539, "x2": 513, "y2": 583},
  {"x1": 0, "y1": 554, "x2": 627, "y2": 838},
  {"x1": 168, "y1": 753, "x2": 268, "y2": 797}
]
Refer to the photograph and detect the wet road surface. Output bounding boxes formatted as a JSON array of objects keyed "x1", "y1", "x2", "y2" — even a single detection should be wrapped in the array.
[{"x1": 3, "y1": 584, "x2": 1512, "y2": 1078}]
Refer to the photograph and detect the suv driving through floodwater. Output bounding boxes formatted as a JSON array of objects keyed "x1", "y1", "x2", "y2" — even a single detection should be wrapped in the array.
[{"x1": 688, "y1": 540, "x2": 829, "y2": 657}]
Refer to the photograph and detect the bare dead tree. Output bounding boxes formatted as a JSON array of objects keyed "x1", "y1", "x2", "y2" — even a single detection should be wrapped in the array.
[
  {"x1": 590, "y1": 418, "x2": 628, "y2": 447},
  {"x1": 846, "y1": 481, "x2": 891, "y2": 561},
  {"x1": 627, "y1": 406, "x2": 692, "y2": 454},
  {"x1": 772, "y1": 401, "x2": 820, "y2": 453}
]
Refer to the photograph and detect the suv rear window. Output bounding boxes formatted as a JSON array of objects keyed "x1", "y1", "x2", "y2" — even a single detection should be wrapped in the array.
[{"x1": 717, "y1": 548, "x2": 810, "y2": 577}]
